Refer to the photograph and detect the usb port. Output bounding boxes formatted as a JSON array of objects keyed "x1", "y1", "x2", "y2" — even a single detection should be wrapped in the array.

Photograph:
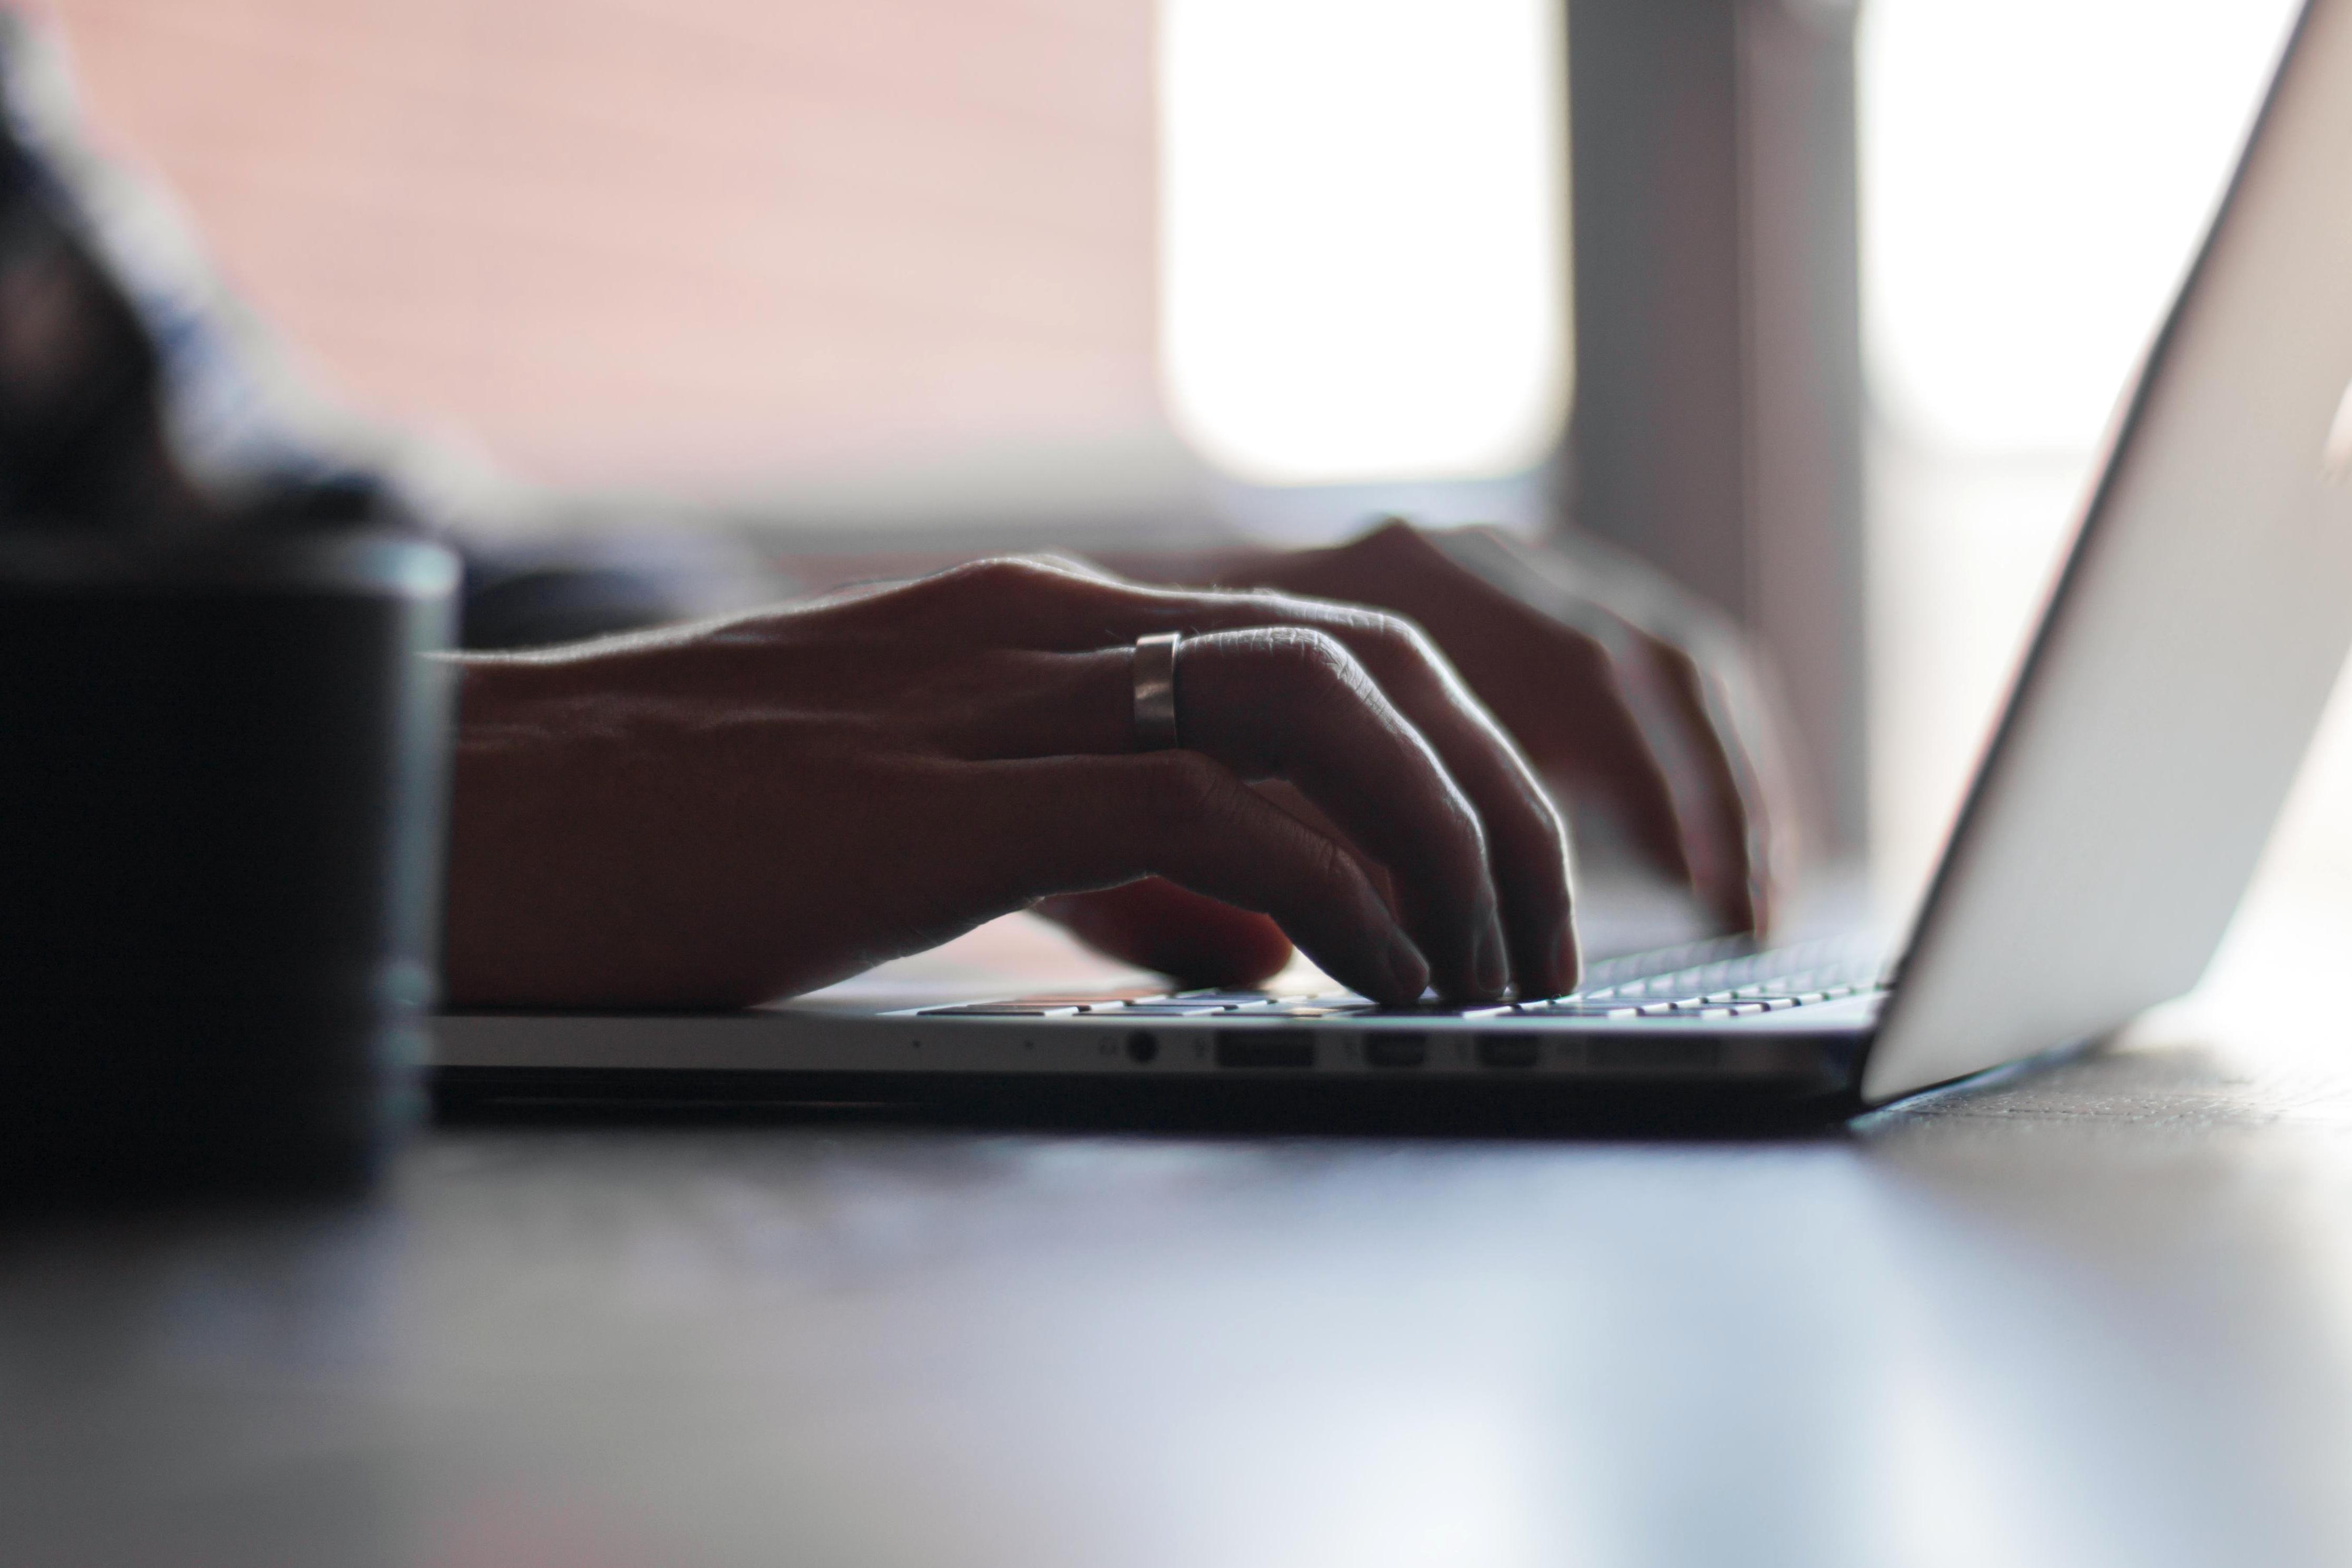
[
  {"x1": 1476, "y1": 1033, "x2": 1542, "y2": 1070},
  {"x1": 1216, "y1": 1030, "x2": 1316, "y2": 1069},
  {"x1": 1363, "y1": 1032, "x2": 1428, "y2": 1069},
  {"x1": 1590, "y1": 1038, "x2": 1722, "y2": 1072}
]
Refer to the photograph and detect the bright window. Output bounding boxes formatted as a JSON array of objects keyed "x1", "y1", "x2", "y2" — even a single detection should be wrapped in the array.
[
  {"x1": 1864, "y1": 0, "x2": 2301, "y2": 455},
  {"x1": 1158, "y1": 0, "x2": 1569, "y2": 486},
  {"x1": 1860, "y1": 0, "x2": 2324, "y2": 901}
]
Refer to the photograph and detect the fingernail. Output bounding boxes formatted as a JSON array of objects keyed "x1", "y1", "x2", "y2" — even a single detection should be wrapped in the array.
[
  {"x1": 1384, "y1": 929, "x2": 1431, "y2": 1002},
  {"x1": 1473, "y1": 916, "x2": 1509, "y2": 998},
  {"x1": 1552, "y1": 920, "x2": 1581, "y2": 997}
]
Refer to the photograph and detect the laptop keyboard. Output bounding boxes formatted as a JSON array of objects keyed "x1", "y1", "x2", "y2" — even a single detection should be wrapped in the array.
[{"x1": 915, "y1": 936, "x2": 1887, "y2": 1021}]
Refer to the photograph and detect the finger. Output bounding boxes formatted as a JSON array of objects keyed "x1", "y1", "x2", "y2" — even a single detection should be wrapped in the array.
[
  {"x1": 1641, "y1": 637, "x2": 1765, "y2": 932},
  {"x1": 1597, "y1": 632, "x2": 1760, "y2": 933},
  {"x1": 1284, "y1": 548, "x2": 1699, "y2": 920},
  {"x1": 1033, "y1": 882, "x2": 1294, "y2": 988},
  {"x1": 1407, "y1": 526, "x2": 1766, "y2": 938},
  {"x1": 1499, "y1": 525, "x2": 1774, "y2": 932},
  {"x1": 1315, "y1": 617, "x2": 1576, "y2": 994},
  {"x1": 1527, "y1": 624, "x2": 1702, "y2": 893},
  {"x1": 964, "y1": 750, "x2": 1430, "y2": 1004},
  {"x1": 1645, "y1": 627, "x2": 1806, "y2": 936},
  {"x1": 1249, "y1": 779, "x2": 1400, "y2": 916},
  {"x1": 915, "y1": 560, "x2": 1575, "y2": 996},
  {"x1": 956, "y1": 630, "x2": 1510, "y2": 1001},
  {"x1": 1178, "y1": 628, "x2": 1508, "y2": 999}
]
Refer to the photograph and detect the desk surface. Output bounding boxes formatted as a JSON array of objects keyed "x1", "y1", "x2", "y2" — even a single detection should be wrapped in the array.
[{"x1": 8, "y1": 893, "x2": 2352, "y2": 1568}]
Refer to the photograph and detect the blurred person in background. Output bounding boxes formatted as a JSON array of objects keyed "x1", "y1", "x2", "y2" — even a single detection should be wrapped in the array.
[{"x1": 0, "y1": 11, "x2": 1795, "y2": 1008}]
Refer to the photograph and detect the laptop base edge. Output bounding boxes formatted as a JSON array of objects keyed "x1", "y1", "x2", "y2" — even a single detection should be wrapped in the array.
[{"x1": 431, "y1": 1063, "x2": 1867, "y2": 1139}]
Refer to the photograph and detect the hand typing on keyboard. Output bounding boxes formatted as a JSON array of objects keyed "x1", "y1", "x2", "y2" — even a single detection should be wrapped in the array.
[
  {"x1": 442, "y1": 554, "x2": 1580, "y2": 1009},
  {"x1": 440, "y1": 527, "x2": 1803, "y2": 1011},
  {"x1": 1034, "y1": 522, "x2": 1795, "y2": 988}
]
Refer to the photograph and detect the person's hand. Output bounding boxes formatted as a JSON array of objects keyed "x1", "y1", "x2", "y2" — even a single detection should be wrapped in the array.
[
  {"x1": 441, "y1": 555, "x2": 1576, "y2": 1009},
  {"x1": 1237, "y1": 520, "x2": 1797, "y2": 933},
  {"x1": 1057, "y1": 519, "x2": 1799, "y2": 981}
]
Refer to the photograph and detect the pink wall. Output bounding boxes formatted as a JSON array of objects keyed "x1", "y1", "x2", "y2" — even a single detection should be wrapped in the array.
[{"x1": 39, "y1": 0, "x2": 1162, "y2": 492}]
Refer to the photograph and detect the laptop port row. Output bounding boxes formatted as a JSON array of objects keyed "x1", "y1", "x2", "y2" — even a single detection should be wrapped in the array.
[{"x1": 1210, "y1": 1032, "x2": 1551, "y2": 1071}]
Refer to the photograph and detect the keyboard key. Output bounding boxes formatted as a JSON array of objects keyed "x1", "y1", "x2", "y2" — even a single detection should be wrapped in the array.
[
  {"x1": 1012, "y1": 993, "x2": 1165, "y2": 1006},
  {"x1": 916, "y1": 1004, "x2": 1082, "y2": 1017},
  {"x1": 1247, "y1": 1005, "x2": 1377, "y2": 1019}
]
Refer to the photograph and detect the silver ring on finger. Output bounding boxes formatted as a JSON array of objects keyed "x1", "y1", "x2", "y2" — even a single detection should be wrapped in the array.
[{"x1": 1132, "y1": 631, "x2": 1182, "y2": 751}]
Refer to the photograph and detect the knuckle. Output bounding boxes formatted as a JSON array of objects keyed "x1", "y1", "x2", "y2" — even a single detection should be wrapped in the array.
[
  {"x1": 1444, "y1": 795, "x2": 1495, "y2": 875},
  {"x1": 1556, "y1": 622, "x2": 1618, "y2": 676},
  {"x1": 1364, "y1": 610, "x2": 1436, "y2": 664},
  {"x1": 1253, "y1": 626, "x2": 1361, "y2": 689},
  {"x1": 1146, "y1": 749, "x2": 1235, "y2": 828},
  {"x1": 1299, "y1": 832, "x2": 1362, "y2": 900},
  {"x1": 1645, "y1": 631, "x2": 1719, "y2": 695},
  {"x1": 947, "y1": 556, "x2": 1072, "y2": 602},
  {"x1": 1585, "y1": 638, "x2": 1653, "y2": 709},
  {"x1": 1358, "y1": 611, "x2": 1455, "y2": 692}
]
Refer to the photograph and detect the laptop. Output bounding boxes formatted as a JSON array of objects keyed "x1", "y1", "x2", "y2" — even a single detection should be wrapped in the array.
[{"x1": 435, "y1": 0, "x2": 2352, "y2": 1128}]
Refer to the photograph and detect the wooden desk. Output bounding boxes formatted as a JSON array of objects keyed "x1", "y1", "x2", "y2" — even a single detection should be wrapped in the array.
[{"x1": 7, "y1": 894, "x2": 2352, "y2": 1568}]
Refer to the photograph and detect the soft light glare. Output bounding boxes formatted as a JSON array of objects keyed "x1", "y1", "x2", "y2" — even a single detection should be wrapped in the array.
[
  {"x1": 1158, "y1": 0, "x2": 1569, "y2": 486},
  {"x1": 1861, "y1": 0, "x2": 2301, "y2": 454}
]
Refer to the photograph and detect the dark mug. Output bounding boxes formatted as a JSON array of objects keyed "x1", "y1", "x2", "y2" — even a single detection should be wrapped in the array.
[{"x1": 0, "y1": 527, "x2": 456, "y2": 1200}]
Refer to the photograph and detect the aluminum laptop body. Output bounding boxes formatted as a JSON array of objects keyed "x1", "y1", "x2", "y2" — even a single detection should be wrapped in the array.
[{"x1": 435, "y1": 0, "x2": 2352, "y2": 1127}]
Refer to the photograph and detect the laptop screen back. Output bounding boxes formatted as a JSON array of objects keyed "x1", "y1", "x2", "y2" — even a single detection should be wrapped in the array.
[{"x1": 1865, "y1": 0, "x2": 2352, "y2": 1102}]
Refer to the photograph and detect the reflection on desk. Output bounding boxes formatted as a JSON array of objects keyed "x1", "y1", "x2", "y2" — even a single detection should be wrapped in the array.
[{"x1": 4, "y1": 890, "x2": 2351, "y2": 1567}]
